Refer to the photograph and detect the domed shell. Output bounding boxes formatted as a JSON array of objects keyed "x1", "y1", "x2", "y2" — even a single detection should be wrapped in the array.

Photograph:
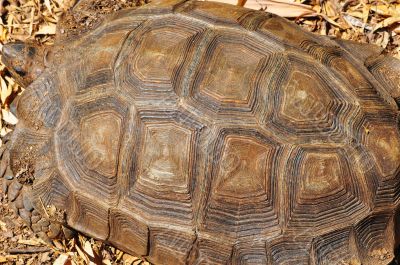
[{"x1": 9, "y1": 0, "x2": 400, "y2": 264}]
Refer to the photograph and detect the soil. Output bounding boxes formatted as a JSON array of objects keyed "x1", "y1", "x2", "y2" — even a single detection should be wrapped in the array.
[{"x1": 57, "y1": 0, "x2": 143, "y2": 40}]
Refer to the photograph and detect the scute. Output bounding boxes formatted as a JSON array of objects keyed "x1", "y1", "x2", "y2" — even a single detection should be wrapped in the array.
[
  {"x1": 8, "y1": 0, "x2": 400, "y2": 264},
  {"x1": 284, "y1": 145, "x2": 370, "y2": 233},
  {"x1": 116, "y1": 16, "x2": 206, "y2": 100},
  {"x1": 201, "y1": 130, "x2": 281, "y2": 239},
  {"x1": 189, "y1": 29, "x2": 271, "y2": 114},
  {"x1": 80, "y1": 111, "x2": 122, "y2": 177}
]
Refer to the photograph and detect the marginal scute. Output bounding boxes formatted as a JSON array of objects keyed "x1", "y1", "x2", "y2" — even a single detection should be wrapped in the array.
[
  {"x1": 16, "y1": 71, "x2": 62, "y2": 129},
  {"x1": 108, "y1": 208, "x2": 149, "y2": 256},
  {"x1": 366, "y1": 55, "x2": 400, "y2": 103},
  {"x1": 187, "y1": 238, "x2": 232, "y2": 265},
  {"x1": 62, "y1": 23, "x2": 135, "y2": 94},
  {"x1": 231, "y1": 242, "x2": 268, "y2": 265},
  {"x1": 268, "y1": 236, "x2": 312, "y2": 265},
  {"x1": 354, "y1": 213, "x2": 396, "y2": 264},
  {"x1": 311, "y1": 228, "x2": 360, "y2": 265},
  {"x1": 147, "y1": 228, "x2": 196, "y2": 265},
  {"x1": 258, "y1": 16, "x2": 332, "y2": 49},
  {"x1": 299, "y1": 41, "x2": 394, "y2": 111},
  {"x1": 30, "y1": 170, "x2": 72, "y2": 216},
  {"x1": 178, "y1": 0, "x2": 251, "y2": 26},
  {"x1": 67, "y1": 192, "x2": 109, "y2": 240}
]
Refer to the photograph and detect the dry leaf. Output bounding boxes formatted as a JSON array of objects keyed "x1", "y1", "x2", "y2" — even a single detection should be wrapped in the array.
[
  {"x1": 35, "y1": 23, "x2": 57, "y2": 35},
  {"x1": 74, "y1": 244, "x2": 87, "y2": 264},
  {"x1": 0, "y1": 220, "x2": 6, "y2": 232},
  {"x1": 83, "y1": 241, "x2": 96, "y2": 265},
  {"x1": 343, "y1": 14, "x2": 373, "y2": 30},
  {"x1": 371, "y1": 4, "x2": 400, "y2": 17},
  {"x1": 75, "y1": 242, "x2": 96, "y2": 265},
  {"x1": 246, "y1": 0, "x2": 316, "y2": 17},
  {"x1": 1, "y1": 109, "x2": 18, "y2": 125},
  {"x1": 18, "y1": 238, "x2": 44, "y2": 246},
  {"x1": 372, "y1": 16, "x2": 400, "y2": 32},
  {"x1": 53, "y1": 254, "x2": 70, "y2": 265},
  {"x1": 45, "y1": 0, "x2": 53, "y2": 14},
  {"x1": 1, "y1": 127, "x2": 12, "y2": 137},
  {"x1": 205, "y1": 0, "x2": 316, "y2": 17},
  {"x1": 0, "y1": 76, "x2": 10, "y2": 104}
]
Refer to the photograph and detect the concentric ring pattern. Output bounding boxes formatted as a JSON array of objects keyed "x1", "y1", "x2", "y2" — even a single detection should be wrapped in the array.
[{"x1": 10, "y1": 0, "x2": 400, "y2": 264}]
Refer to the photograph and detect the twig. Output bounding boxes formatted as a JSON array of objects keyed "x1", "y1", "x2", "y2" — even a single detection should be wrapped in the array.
[{"x1": 7, "y1": 247, "x2": 51, "y2": 254}]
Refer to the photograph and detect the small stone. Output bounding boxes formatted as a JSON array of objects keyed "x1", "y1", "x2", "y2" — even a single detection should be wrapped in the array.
[
  {"x1": 7, "y1": 181, "x2": 23, "y2": 201},
  {"x1": 23, "y1": 195, "x2": 34, "y2": 212},
  {"x1": 3, "y1": 230, "x2": 13, "y2": 238},
  {"x1": 1, "y1": 179, "x2": 11, "y2": 196},
  {"x1": 31, "y1": 215, "x2": 41, "y2": 224},
  {"x1": 38, "y1": 219, "x2": 50, "y2": 228},
  {"x1": 48, "y1": 223, "x2": 61, "y2": 239},
  {"x1": 31, "y1": 223, "x2": 42, "y2": 233},
  {"x1": 19, "y1": 208, "x2": 32, "y2": 226},
  {"x1": 37, "y1": 231, "x2": 52, "y2": 245},
  {"x1": 32, "y1": 210, "x2": 41, "y2": 216},
  {"x1": 13, "y1": 195, "x2": 24, "y2": 209},
  {"x1": 9, "y1": 202, "x2": 18, "y2": 215},
  {"x1": 4, "y1": 166, "x2": 14, "y2": 180},
  {"x1": 62, "y1": 226, "x2": 76, "y2": 240}
]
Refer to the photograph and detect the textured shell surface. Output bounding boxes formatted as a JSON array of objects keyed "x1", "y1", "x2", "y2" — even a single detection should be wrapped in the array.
[{"x1": 9, "y1": 0, "x2": 400, "y2": 264}]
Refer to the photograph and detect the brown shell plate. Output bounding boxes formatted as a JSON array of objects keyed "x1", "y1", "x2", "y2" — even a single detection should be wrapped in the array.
[{"x1": 8, "y1": 0, "x2": 400, "y2": 264}]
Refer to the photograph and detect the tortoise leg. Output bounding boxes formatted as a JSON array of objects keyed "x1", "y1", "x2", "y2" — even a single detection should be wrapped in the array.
[{"x1": 1, "y1": 136, "x2": 75, "y2": 245}]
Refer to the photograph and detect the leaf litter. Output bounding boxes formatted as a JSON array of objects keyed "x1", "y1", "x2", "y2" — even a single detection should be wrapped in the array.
[{"x1": 0, "y1": 0, "x2": 399, "y2": 264}]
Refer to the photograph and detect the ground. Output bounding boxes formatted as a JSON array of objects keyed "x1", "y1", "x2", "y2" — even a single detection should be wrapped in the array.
[{"x1": 0, "y1": 0, "x2": 399, "y2": 264}]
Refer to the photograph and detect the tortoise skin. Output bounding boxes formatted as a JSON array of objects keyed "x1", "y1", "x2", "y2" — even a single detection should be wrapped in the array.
[{"x1": 6, "y1": 0, "x2": 400, "y2": 264}]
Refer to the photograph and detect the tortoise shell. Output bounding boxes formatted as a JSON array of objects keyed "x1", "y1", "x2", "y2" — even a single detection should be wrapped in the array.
[{"x1": 6, "y1": 0, "x2": 400, "y2": 264}]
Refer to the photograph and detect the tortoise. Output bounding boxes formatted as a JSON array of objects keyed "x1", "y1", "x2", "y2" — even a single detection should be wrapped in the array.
[{"x1": 1, "y1": 0, "x2": 400, "y2": 264}]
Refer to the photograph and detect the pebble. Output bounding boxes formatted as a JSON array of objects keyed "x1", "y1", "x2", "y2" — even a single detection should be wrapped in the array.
[
  {"x1": 19, "y1": 208, "x2": 32, "y2": 226},
  {"x1": 14, "y1": 195, "x2": 24, "y2": 209},
  {"x1": 48, "y1": 223, "x2": 61, "y2": 239},
  {"x1": 8, "y1": 181, "x2": 23, "y2": 202},
  {"x1": 23, "y1": 195, "x2": 34, "y2": 212}
]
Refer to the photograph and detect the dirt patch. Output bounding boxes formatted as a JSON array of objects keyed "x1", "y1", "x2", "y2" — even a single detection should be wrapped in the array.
[{"x1": 57, "y1": 0, "x2": 144, "y2": 40}]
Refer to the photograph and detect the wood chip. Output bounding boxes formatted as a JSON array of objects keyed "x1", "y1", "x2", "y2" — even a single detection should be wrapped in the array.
[
  {"x1": 8, "y1": 247, "x2": 50, "y2": 254},
  {"x1": 18, "y1": 238, "x2": 45, "y2": 246},
  {"x1": 1, "y1": 109, "x2": 18, "y2": 125},
  {"x1": 35, "y1": 23, "x2": 57, "y2": 35},
  {"x1": 53, "y1": 254, "x2": 70, "y2": 265}
]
